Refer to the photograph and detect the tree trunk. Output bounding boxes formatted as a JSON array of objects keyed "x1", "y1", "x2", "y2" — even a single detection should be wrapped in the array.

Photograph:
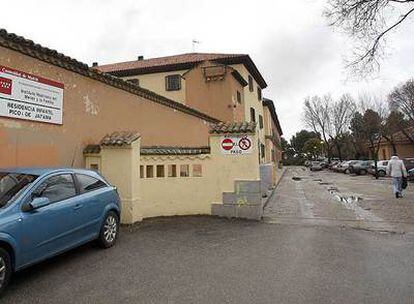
[
  {"x1": 335, "y1": 141, "x2": 343, "y2": 161},
  {"x1": 383, "y1": 135, "x2": 398, "y2": 156},
  {"x1": 374, "y1": 138, "x2": 383, "y2": 180}
]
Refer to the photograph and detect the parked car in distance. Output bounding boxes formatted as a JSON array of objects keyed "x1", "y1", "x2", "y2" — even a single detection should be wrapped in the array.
[
  {"x1": 328, "y1": 161, "x2": 340, "y2": 170},
  {"x1": 349, "y1": 160, "x2": 374, "y2": 175},
  {"x1": 310, "y1": 161, "x2": 323, "y2": 171},
  {"x1": 408, "y1": 168, "x2": 414, "y2": 181},
  {"x1": 403, "y1": 158, "x2": 414, "y2": 172},
  {"x1": 333, "y1": 161, "x2": 345, "y2": 172},
  {"x1": 336, "y1": 160, "x2": 357, "y2": 174},
  {"x1": 0, "y1": 168, "x2": 121, "y2": 293},
  {"x1": 319, "y1": 161, "x2": 328, "y2": 169},
  {"x1": 368, "y1": 160, "x2": 389, "y2": 177}
]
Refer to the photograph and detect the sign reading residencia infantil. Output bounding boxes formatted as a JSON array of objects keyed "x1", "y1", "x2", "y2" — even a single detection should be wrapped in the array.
[{"x1": 0, "y1": 65, "x2": 64, "y2": 124}]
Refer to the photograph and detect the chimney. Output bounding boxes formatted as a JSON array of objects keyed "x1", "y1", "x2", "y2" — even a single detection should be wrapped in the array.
[
  {"x1": 137, "y1": 56, "x2": 144, "y2": 61},
  {"x1": 92, "y1": 62, "x2": 98, "y2": 67}
]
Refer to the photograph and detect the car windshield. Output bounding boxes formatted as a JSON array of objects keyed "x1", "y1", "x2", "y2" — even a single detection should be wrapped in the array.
[{"x1": 0, "y1": 172, "x2": 39, "y2": 207}]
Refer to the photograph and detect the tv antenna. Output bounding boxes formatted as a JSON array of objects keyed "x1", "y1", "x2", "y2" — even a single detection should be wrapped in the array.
[{"x1": 192, "y1": 39, "x2": 200, "y2": 52}]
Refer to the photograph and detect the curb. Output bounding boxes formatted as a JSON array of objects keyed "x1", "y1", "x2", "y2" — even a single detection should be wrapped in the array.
[{"x1": 262, "y1": 167, "x2": 287, "y2": 210}]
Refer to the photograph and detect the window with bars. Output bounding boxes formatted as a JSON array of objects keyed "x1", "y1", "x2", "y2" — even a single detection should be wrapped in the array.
[
  {"x1": 257, "y1": 87, "x2": 262, "y2": 101},
  {"x1": 248, "y1": 75, "x2": 254, "y2": 92},
  {"x1": 259, "y1": 115, "x2": 264, "y2": 129},
  {"x1": 192, "y1": 164, "x2": 202, "y2": 177},
  {"x1": 165, "y1": 74, "x2": 181, "y2": 91},
  {"x1": 236, "y1": 91, "x2": 242, "y2": 103},
  {"x1": 250, "y1": 107, "x2": 256, "y2": 123},
  {"x1": 146, "y1": 165, "x2": 154, "y2": 178},
  {"x1": 168, "y1": 164, "x2": 177, "y2": 177},
  {"x1": 156, "y1": 165, "x2": 165, "y2": 178},
  {"x1": 180, "y1": 165, "x2": 190, "y2": 177}
]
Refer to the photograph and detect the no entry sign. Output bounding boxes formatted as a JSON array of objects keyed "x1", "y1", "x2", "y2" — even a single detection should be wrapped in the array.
[
  {"x1": 221, "y1": 138, "x2": 234, "y2": 151},
  {"x1": 220, "y1": 136, "x2": 253, "y2": 155}
]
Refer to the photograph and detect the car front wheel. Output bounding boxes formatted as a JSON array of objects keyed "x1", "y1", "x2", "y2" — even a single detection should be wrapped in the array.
[
  {"x1": 97, "y1": 211, "x2": 119, "y2": 248},
  {"x1": 0, "y1": 248, "x2": 12, "y2": 294},
  {"x1": 378, "y1": 170, "x2": 386, "y2": 177}
]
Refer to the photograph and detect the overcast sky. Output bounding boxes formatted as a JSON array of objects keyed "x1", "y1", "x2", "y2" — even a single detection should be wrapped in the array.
[{"x1": 3, "y1": 0, "x2": 414, "y2": 139}]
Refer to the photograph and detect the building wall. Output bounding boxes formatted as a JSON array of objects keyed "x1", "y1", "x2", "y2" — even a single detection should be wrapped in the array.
[
  {"x1": 0, "y1": 46, "x2": 211, "y2": 168},
  {"x1": 86, "y1": 132, "x2": 260, "y2": 222},
  {"x1": 378, "y1": 143, "x2": 414, "y2": 160},
  {"x1": 263, "y1": 106, "x2": 273, "y2": 164},
  {"x1": 122, "y1": 69, "x2": 188, "y2": 104},
  {"x1": 139, "y1": 134, "x2": 260, "y2": 218},
  {"x1": 115, "y1": 60, "x2": 268, "y2": 163},
  {"x1": 231, "y1": 64, "x2": 266, "y2": 163},
  {"x1": 184, "y1": 63, "x2": 245, "y2": 122}
]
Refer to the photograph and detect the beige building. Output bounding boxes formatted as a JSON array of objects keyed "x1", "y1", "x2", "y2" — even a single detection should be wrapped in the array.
[
  {"x1": 376, "y1": 127, "x2": 414, "y2": 160},
  {"x1": 262, "y1": 98, "x2": 283, "y2": 164},
  {"x1": 97, "y1": 53, "x2": 269, "y2": 163},
  {"x1": 0, "y1": 29, "x2": 280, "y2": 223}
]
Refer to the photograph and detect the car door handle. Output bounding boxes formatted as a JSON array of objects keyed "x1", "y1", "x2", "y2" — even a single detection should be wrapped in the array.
[{"x1": 73, "y1": 204, "x2": 84, "y2": 210}]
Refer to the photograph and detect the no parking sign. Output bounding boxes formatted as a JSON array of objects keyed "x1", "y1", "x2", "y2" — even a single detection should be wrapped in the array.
[{"x1": 220, "y1": 135, "x2": 253, "y2": 155}]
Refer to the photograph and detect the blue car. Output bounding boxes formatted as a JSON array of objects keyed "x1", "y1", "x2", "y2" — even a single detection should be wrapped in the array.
[{"x1": 0, "y1": 168, "x2": 121, "y2": 293}]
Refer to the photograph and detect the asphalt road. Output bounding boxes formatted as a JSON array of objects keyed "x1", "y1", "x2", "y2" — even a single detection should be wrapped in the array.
[{"x1": 1, "y1": 215, "x2": 413, "y2": 304}]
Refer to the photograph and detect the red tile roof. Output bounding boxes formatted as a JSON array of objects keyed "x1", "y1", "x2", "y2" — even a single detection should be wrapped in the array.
[
  {"x1": 209, "y1": 122, "x2": 256, "y2": 134},
  {"x1": 263, "y1": 98, "x2": 283, "y2": 136},
  {"x1": 100, "y1": 131, "x2": 140, "y2": 146},
  {"x1": 0, "y1": 29, "x2": 220, "y2": 124},
  {"x1": 97, "y1": 53, "x2": 267, "y2": 88}
]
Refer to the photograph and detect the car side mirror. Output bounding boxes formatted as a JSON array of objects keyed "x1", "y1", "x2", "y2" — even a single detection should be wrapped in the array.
[{"x1": 22, "y1": 197, "x2": 50, "y2": 212}]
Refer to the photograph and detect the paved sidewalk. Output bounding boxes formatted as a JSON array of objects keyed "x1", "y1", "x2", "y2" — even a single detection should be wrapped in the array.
[{"x1": 264, "y1": 167, "x2": 414, "y2": 233}]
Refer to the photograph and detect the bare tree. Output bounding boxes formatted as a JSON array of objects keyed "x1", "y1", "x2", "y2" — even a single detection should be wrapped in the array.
[
  {"x1": 303, "y1": 95, "x2": 333, "y2": 159},
  {"x1": 358, "y1": 92, "x2": 388, "y2": 118},
  {"x1": 382, "y1": 110, "x2": 407, "y2": 153},
  {"x1": 357, "y1": 93, "x2": 389, "y2": 177},
  {"x1": 389, "y1": 79, "x2": 414, "y2": 122},
  {"x1": 324, "y1": 0, "x2": 414, "y2": 78},
  {"x1": 329, "y1": 94, "x2": 357, "y2": 160}
]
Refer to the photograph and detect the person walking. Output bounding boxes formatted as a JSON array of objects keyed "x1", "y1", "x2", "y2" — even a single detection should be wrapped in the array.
[{"x1": 386, "y1": 155, "x2": 408, "y2": 198}]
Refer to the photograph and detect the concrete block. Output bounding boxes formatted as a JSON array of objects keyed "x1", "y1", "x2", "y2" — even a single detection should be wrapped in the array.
[
  {"x1": 211, "y1": 203, "x2": 235, "y2": 218},
  {"x1": 234, "y1": 180, "x2": 261, "y2": 194},
  {"x1": 211, "y1": 203, "x2": 263, "y2": 221},
  {"x1": 235, "y1": 205, "x2": 263, "y2": 220},
  {"x1": 223, "y1": 192, "x2": 262, "y2": 206}
]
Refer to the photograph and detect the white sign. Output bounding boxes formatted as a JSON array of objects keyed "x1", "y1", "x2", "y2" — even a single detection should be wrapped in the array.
[
  {"x1": 220, "y1": 135, "x2": 253, "y2": 155},
  {"x1": 0, "y1": 65, "x2": 64, "y2": 124}
]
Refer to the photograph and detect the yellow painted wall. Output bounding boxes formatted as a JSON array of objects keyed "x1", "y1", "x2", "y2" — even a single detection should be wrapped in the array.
[
  {"x1": 98, "y1": 141, "x2": 142, "y2": 223},
  {"x1": 122, "y1": 69, "x2": 188, "y2": 104},
  {"x1": 138, "y1": 133, "x2": 260, "y2": 219},
  {"x1": 139, "y1": 155, "x2": 213, "y2": 217},
  {"x1": 85, "y1": 133, "x2": 260, "y2": 223}
]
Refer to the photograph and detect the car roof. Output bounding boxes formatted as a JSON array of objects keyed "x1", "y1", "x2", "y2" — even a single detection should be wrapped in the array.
[{"x1": 0, "y1": 167, "x2": 98, "y2": 177}]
